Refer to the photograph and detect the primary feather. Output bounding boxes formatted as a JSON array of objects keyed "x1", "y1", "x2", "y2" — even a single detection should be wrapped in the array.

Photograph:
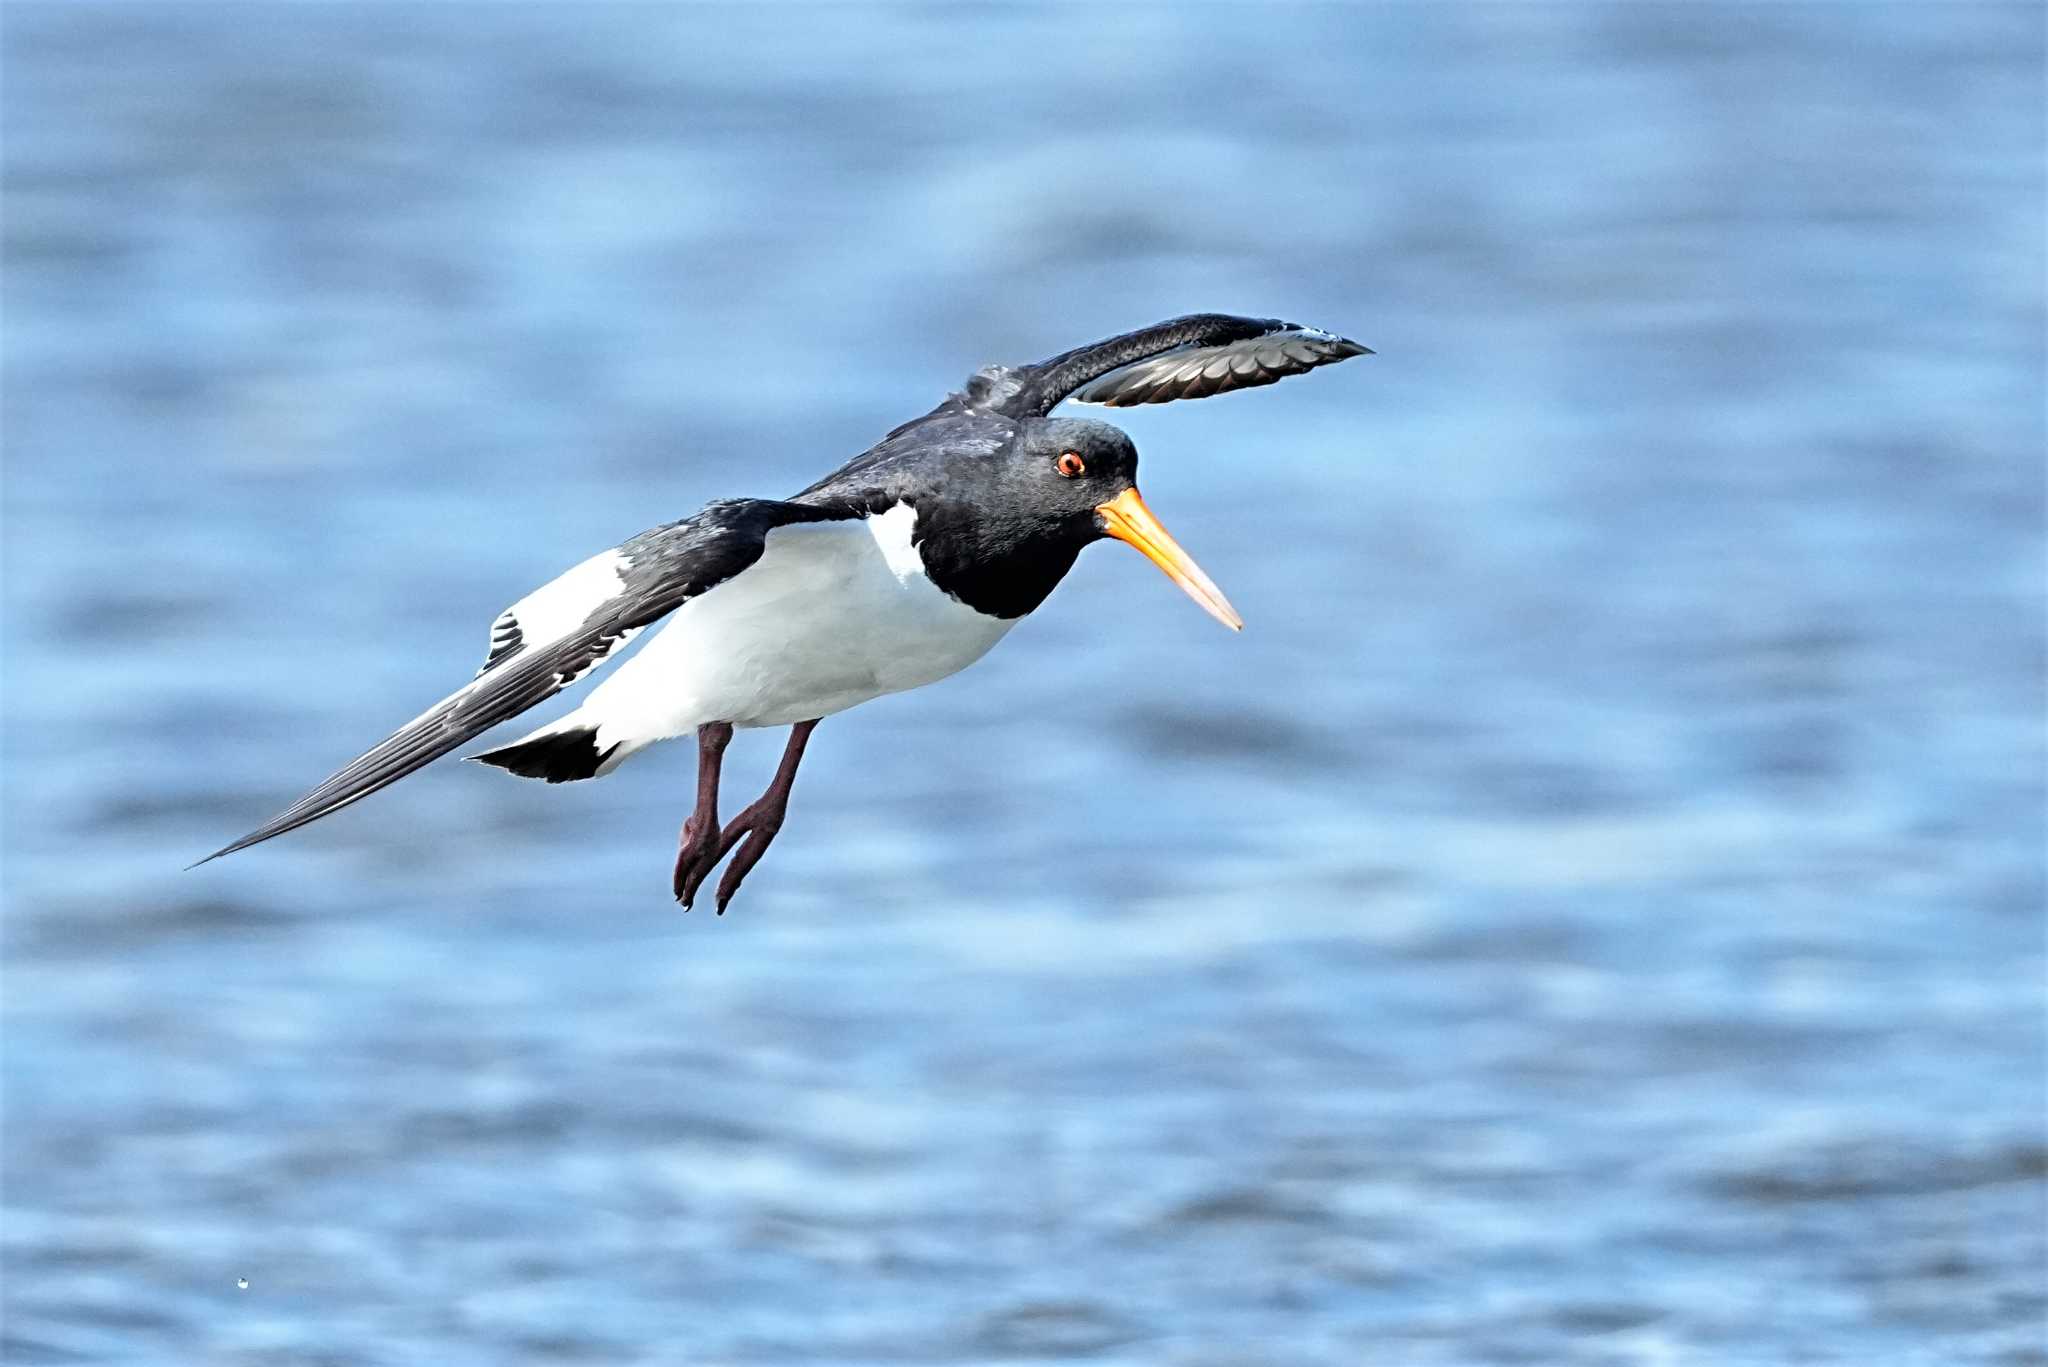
[{"x1": 192, "y1": 499, "x2": 834, "y2": 864}]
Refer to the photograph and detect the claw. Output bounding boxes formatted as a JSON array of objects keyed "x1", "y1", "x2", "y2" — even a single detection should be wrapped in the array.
[
  {"x1": 671, "y1": 723, "x2": 733, "y2": 909},
  {"x1": 675, "y1": 813, "x2": 727, "y2": 907},
  {"x1": 691, "y1": 717, "x2": 818, "y2": 917},
  {"x1": 710, "y1": 802, "x2": 786, "y2": 915}
]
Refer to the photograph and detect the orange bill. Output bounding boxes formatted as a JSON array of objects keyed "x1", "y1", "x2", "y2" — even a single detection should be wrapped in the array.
[{"x1": 1095, "y1": 487, "x2": 1243, "y2": 631}]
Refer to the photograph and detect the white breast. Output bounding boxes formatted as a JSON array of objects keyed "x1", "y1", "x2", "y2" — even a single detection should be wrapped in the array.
[{"x1": 571, "y1": 503, "x2": 1015, "y2": 756}]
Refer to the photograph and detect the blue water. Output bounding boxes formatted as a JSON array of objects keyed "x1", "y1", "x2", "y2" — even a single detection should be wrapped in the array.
[{"x1": 4, "y1": 4, "x2": 2043, "y2": 1363}]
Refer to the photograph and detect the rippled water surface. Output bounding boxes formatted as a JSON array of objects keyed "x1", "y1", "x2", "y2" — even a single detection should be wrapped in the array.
[{"x1": 4, "y1": 5, "x2": 2044, "y2": 1363}]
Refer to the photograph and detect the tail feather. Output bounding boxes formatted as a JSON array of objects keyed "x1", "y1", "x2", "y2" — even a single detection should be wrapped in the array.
[{"x1": 472, "y1": 725, "x2": 618, "y2": 783}]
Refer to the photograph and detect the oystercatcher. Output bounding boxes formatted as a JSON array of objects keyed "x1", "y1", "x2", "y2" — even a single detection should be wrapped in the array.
[{"x1": 199, "y1": 314, "x2": 1369, "y2": 911}]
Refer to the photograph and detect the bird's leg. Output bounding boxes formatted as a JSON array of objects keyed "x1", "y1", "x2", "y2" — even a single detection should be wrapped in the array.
[
  {"x1": 709, "y1": 718, "x2": 819, "y2": 915},
  {"x1": 673, "y1": 721, "x2": 734, "y2": 908}
]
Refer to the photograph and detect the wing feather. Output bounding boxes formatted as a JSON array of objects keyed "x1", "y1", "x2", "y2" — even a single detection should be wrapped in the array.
[
  {"x1": 1067, "y1": 325, "x2": 1370, "y2": 408},
  {"x1": 996, "y1": 313, "x2": 1370, "y2": 416},
  {"x1": 194, "y1": 499, "x2": 838, "y2": 865},
  {"x1": 477, "y1": 606, "x2": 524, "y2": 677}
]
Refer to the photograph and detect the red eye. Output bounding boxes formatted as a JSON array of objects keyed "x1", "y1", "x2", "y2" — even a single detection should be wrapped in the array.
[{"x1": 1056, "y1": 451, "x2": 1086, "y2": 478}]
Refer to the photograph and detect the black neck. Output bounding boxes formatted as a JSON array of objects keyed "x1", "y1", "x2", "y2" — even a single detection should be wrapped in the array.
[
  {"x1": 910, "y1": 496, "x2": 1084, "y2": 619},
  {"x1": 791, "y1": 411, "x2": 1096, "y2": 619}
]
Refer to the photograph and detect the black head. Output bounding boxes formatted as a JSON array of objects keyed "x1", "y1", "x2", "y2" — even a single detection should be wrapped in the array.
[
  {"x1": 1003, "y1": 417, "x2": 1142, "y2": 533},
  {"x1": 913, "y1": 416, "x2": 1241, "y2": 627}
]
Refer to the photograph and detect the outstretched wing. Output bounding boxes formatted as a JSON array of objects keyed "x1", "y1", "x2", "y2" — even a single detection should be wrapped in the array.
[
  {"x1": 193, "y1": 498, "x2": 838, "y2": 865},
  {"x1": 999, "y1": 313, "x2": 1370, "y2": 417}
]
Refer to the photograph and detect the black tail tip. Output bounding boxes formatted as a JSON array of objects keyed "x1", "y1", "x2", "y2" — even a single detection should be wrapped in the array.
[{"x1": 472, "y1": 727, "x2": 617, "y2": 783}]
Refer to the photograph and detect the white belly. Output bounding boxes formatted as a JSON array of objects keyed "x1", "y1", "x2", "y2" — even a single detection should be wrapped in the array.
[{"x1": 574, "y1": 504, "x2": 1014, "y2": 751}]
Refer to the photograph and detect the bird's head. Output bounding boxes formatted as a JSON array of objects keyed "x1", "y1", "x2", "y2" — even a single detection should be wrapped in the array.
[{"x1": 1000, "y1": 418, "x2": 1242, "y2": 630}]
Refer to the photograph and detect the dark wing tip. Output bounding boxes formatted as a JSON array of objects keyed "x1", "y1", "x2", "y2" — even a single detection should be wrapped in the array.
[
  {"x1": 1069, "y1": 324, "x2": 1372, "y2": 408},
  {"x1": 187, "y1": 806, "x2": 334, "y2": 869},
  {"x1": 187, "y1": 830, "x2": 268, "y2": 869}
]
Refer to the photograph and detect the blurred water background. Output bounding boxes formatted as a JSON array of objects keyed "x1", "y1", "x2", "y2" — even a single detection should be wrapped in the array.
[{"x1": 4, "y1": 4, "x2": 2044, "y2": 1364}]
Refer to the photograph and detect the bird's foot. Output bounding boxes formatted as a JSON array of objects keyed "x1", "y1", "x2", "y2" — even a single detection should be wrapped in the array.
[
  {"x1": 672, "y1": 815, "x2": 724, "y2": 909},
  {"x1": 707, "y1": 797, "x2": 789, "y2": 915},
  {"x1": 672, "y1": 721, "x2": 735, "y2": 910}
]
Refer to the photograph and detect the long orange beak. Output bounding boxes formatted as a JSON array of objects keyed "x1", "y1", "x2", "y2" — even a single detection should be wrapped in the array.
[{"x1": 1095, "y1": 488, "x2": 1243, "y2": 631}]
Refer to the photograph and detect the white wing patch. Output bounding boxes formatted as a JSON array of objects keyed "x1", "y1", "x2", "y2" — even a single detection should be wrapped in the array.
[
  {"x1": 476, "y1": 547, "x2": 630, "y2": 678},
  {"x1": 863, "y1": 501, "x2": 926, "y2": 583}
]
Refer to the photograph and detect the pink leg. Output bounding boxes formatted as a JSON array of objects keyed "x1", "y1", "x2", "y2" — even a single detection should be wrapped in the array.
[
  {"x1": 709, "y1": 719, "x2": 820, "y2": 915},
  {"x1": 672, "y1": 722, "x2": 733, "y2": 908}
]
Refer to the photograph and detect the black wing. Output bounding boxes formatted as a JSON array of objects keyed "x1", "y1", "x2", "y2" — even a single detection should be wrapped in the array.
[
  {"x1": 999, "y1": 313, "x2": 1370, "y2": 417},
  {"x1": 193, "y1": 498, "x2": 838, "y2": 866}
]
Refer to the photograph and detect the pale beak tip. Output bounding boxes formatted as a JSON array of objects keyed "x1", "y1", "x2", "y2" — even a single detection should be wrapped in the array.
[
  {"x1": 1096, "y1": 487, "x2": 1245, "y2": 634},
  {"x1": 1201, "y1": 596, "x2": 1244, "y2": 632}
]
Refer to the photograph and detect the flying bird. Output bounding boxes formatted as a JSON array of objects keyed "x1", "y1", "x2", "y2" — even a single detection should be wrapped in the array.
[{"x1": 198, "y1": 314, "x2": 1370, "y2": 911}]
